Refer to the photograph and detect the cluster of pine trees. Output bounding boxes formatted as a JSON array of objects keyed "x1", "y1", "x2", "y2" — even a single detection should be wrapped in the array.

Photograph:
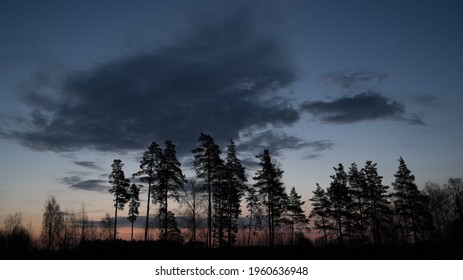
[
  {"x1": 310, "y1": 158, "x2": 446, "y2": 246},
  {"x1": 107, "y1": 133, "x2": 308, "y2": 247}
]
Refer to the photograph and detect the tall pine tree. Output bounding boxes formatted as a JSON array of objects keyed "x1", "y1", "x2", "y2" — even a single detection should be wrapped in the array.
[
  {"x1": 108, "y1": 159, "x2": 130, "y2": 240},
  {"x1": 156, "y1": 140, "x2": 186, "y2": 241},
  {"x1": 133, "y1": 142, "x2": 162, "y2": 241},
  {"x1": 127, "y1": 183, "x2": 141, "y2": 241},
  {"x1": 348, "y1": 162, "x2": 368, "y2": 244},
  {"x1": 192, "y1": 133, "x2": 223, "y2": 248},
  {"x1": 362, "y1": 161, "x2": 392, "y2": 245},
  {"x1": 253, "y1": 149, "x2": 287, "y2": 246},
  {"x1": 327, "y1": 163, "x2": 352, "y2": 245},
  {"x1": 392, "y1": 157, "x2": 431, "y2": 243},
  {"x1": 223, "y1": 140, "x2": 246, "y2": 246}
]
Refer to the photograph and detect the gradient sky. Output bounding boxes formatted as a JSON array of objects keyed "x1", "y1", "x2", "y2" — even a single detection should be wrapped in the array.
[{"x1": 1, "y1": 0, "x2": 462, "y2": 235}]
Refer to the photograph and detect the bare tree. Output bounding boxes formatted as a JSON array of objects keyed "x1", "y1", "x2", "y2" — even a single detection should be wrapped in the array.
[
  {"x1": 178, "y1": 179, "x2": 207, "y2": 244},
  {"x1": 41, "y1": 195, "x2": 63, "y2": 250},
  {"x1": 99, "y1": 213, "x2": 114, "y2": 240}
]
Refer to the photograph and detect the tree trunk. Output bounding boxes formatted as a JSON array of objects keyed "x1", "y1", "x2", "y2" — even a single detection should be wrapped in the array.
[
  {"x1": 114, "y1": 205, "x2": 118, "y2": 240},
  {"x1": 145, "y1": 182, "x2": 151, "y2": 241},
  {"x1": 130, "y1": 221, "x2": 134, "y2": 241}
]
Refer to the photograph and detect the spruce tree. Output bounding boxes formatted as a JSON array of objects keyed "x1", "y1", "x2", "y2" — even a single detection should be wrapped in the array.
[
  {"x1": 253, "y1": 149, "x2": 287, "y2": 246},
  {"x1": 108, "y1": 159, "x2": 130, "y2": 240},
  {"x1": 286, "y1": 187, "x2": 308, "y2": 245}
]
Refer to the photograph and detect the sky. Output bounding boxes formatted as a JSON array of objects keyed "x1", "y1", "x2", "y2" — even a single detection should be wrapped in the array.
[{"x1": 1, "y1": 0, "x2": 462, "y2": 236}]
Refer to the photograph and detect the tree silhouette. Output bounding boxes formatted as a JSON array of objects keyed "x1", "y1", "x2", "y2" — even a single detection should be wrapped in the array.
[
  {"x1": 178, "y1": 179, "x2": 207, "y2": 244},
  {"x1": 192, "y1": 133, "x2": 223, "y2": 248},
  {"x1": 100, "y1": 213, "x2": 114, "y2": 240},
  {"x1": 362, "y1": 161, "x2": 392, "y2": 245},
  {"x1": 156, "y1": 140, "x2": 186, "y2": 241},
  {"x1": 309, "y1": 183, "x2": 332, "y2": 246},
  {"x1": 286, "y1": 187, "x2": 308, "y2": 245},
  {"x1": 253, "y1": 149, "x2": 287, "y2": 246},
  {"x1": 158, "y1": 210, "x2": 184, "y2": 243},
  {"x1": 108, "y1": 159, "x2": 130, "y2": 240},
  {"x1": 347, "y1": 163, "x2": 368, "y2": 244},
  {"x1": 41, "y1": 195, "x2": 63, "y2": 250},
  {"x1": 327, "y1": 163, "x2": 351, "y2": 245},
  {"x1": 133, "y1": 142, "x2": 162, "y2": 241},
  {"x1": 128, "y1": 183, "x2": 141, "y2": 241},
  {"x1": 392, "y1": 157, "x2": 432, "y2": 243},
  {"x1": 245, "y1": 183, "x2": 263, "y2": 246},
  {"x1": 223, "y1": 140, "x2": 246, "y2": 246}
]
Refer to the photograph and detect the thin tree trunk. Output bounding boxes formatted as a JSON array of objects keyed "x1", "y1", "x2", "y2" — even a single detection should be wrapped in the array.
[
  {"x1": 248, "y1": 207, "x2": 253, "y2": 247},
  {"x1": 145, "y1": 182, "x2": 151, "y2": 241},
  {"x1": 114, "y1": 205, "x2": 118, "y2": 240},
  {"x1": 131, "y1": 221, "x2": 134, "y2": 241}
]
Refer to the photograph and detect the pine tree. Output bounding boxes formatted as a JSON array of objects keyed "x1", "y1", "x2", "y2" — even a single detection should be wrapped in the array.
[
  {"x1": 223, "y1": 139, "x2": 246, "y2": 246},
  {"x1": 286, "y1": 187, "x2": 308, "y2": 245},
  {"x1": 327, "y1": 163, "x2": 352, "y2": 245},
  {"x1": 348, "y1": 162, "x2": 368, "y2": 243},
  {"x1": 133, "y1": 142, "x2": 162, "y2": 241},
  {"x1": 362, "y1": 161, "x2": 392, "y2": 245},
  {"x1": 108, "y1": 159, "x2": 130, "y2": 240},
  {"x1": 253, "y1": 149, "x2": 288, "y2": 246},
  {"x1": 392, "y1": 157, "x2": 431, "y2": 243},
  {"x1": 309, "y1": 183, "x2": 332, "y2": 246},
  {"x1": 127, "y1": 183, "x2": 141, "y2": 241},
  {"x1": 156, "y1": 140, "x2": 186, "y2": 241},
  {"x1": 192, "y1": 133, "x2": 223, "y2": 248}
]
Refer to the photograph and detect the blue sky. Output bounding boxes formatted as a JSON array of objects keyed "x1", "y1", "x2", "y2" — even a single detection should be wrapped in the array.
[{"x1": 1, "y1": 0, "x2": 462, "y2": 234}]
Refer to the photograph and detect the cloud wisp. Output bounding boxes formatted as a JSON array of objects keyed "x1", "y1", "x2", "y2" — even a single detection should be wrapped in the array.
[
  {"x1": 238, "y1": 130, "x2": 333, "y2": 156},
  {"x1": 59, "y1": 176, "x2": 108, "y2": 193},
  {"x1": 300, "y1": 91, "x2": 425, "y2": 125},
  {"x1": 322, "y1": 70, "x2": 388, "y2": 91}
]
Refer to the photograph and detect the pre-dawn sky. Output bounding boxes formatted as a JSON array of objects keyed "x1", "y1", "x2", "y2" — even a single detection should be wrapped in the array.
[{"x1": 1, "y1": 0, "x2": 462, "y2": 236}]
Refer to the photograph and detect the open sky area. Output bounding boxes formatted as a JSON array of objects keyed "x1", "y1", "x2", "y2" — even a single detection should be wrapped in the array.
[{"x1": 1, "y1": 0, "x2": 462, "y2": 236}]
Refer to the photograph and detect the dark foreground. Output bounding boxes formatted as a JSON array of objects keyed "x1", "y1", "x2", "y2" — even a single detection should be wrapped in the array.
[{"x1": 2, "y1": 240, "x2": 463, "y2": 260}]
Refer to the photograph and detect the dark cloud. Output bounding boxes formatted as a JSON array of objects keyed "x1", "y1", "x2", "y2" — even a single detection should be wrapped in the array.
[
  {"x1": 1, "y1": 11, "x2": 300, "y2": 156},
  {"x1": 300, "y1": 91, "x2": 425, "y2": 125},
  {"x1": 237, "y1": 130, "x2": 333, "y2": 156},
  {"x1": 59, "y1": 176, "x2": 107, "y2": 192},
  {"x1": 73, "y1": 161, "x2": 103, "y2": 170},
  {"x1": 322, "y1": 70, "x2": 388, "y2": 90}
]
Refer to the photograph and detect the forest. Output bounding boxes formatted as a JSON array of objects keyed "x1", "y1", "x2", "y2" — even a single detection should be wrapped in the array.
[{"x1": 1, "y1": 133, "x2": 462, "y2": 259}]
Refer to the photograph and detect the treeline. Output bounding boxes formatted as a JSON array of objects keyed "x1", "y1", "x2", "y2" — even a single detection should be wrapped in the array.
[
  {"x1": 1, "y1": 133, "x2": 462, "y2": 258},
  {"x1": 310, "y1": 159, "x2": 463, "y2": 246}
]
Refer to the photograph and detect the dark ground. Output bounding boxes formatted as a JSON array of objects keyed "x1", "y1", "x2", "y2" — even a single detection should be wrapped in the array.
[{"x1": 3, "y1": 240, "x2": 463, "y2": 260}]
